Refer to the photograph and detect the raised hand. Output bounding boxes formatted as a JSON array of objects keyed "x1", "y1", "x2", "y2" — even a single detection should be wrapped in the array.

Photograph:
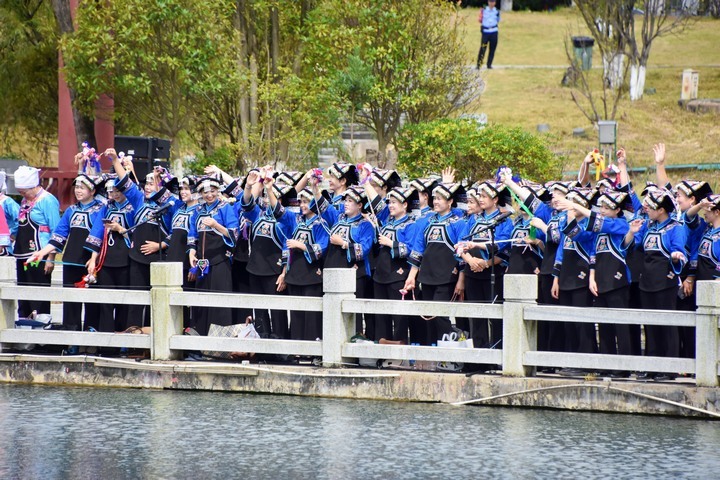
[{"x1": 653, "y1": 143, "x2": 666, "y2": 165}]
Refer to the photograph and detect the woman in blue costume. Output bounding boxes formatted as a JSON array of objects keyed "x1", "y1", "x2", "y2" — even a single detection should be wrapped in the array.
[
  {"x1": 108, "y1": 149, "x2": 176, "y2": 327},
  {"x1": 12, "y1": 166, "x2": 60, "y2": 318},
  {"x1": 694, "y1": 194, "x2": 720, "y2": 282},
  {"x1": 165, "y1": 175, "x2": 200, "y2": 328},
  {"x1": 28, "y1": 174, "x2": 103, "y2": 331},
  {"x1": 456, "y1": 181, "x2": 513, "y2": 350},
  {"x1": 283, "y1": 181, "x2": 330, "y2": 342},
  {"x1": 560, "y1": 189, "x2": 634, "y2": 377},
  {"x1": 0, "y1": 172, "x2": 19, "y2": 255},
  {"x1": 367, "y1": 186, "x2": 419, "y2": 343},
  {"x1": 188, "y1": 177, "x2": 239, "y2": 336},
  {"x1": 551, "y1": 189, "x2": 598, "y2": 364},
  {"x1": 404, "y1": 183, "x2": 467, "y2": 344},
  {"x1": 625, "y1": 188, "x2": 687, "y2": 380},
  {"x1": 86, "y1": 175, "x2": 136, "y2": 331},
  {"x1": 241, "y1": 170, "x2": 301, "y2": 339},
  {"x1": 318, "y1": 185, "x2": 375, "y2": 338}
]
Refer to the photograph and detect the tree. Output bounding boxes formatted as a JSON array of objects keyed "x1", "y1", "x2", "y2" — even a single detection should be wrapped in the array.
[
  {"x1": 565, "y1": 2, "x2": 630, "y2": 124},
  {"x1": 574, "y1": 0, "x2": 694, "y2": 102},
  {"x1": 329, "y1": 50, "x2": 374, "y2": 150},
  {"x1": 396, "y1": 118, "x2": 561, "y2": 183},
  {"x1": 0, "y1": 0, "x2": 59, "y2": 160},
  {"x1": 200, "y1": 0, "x2": 341, "y2": 170},
  {"x1": 62, "y1": 0, "x2": 239, "y2": 147},
  {"x1": 304, "y1": 0, "x2": 481, "y2": 166}
]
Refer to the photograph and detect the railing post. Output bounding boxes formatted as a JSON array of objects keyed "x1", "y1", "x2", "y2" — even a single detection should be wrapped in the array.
[
  {"x1": 695, "y1": 280, "x2": 720, "y2": 387},
  {"x1": 502, "y1": 274, "x2": 538, "y2": 377},
  {"x1": 150, "y1": 262, "x2": 184, "y2": 361},
  {"x1": 322, "y1": 268, "x2": 356, "y2": 368},
  {"x1": 0, "y1": 257, "x2": 17, "y2": 353}
]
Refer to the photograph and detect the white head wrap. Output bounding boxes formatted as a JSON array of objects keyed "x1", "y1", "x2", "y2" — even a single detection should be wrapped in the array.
[{"x1": 14, "y1": 166, "x2": 40, "y2": 189}]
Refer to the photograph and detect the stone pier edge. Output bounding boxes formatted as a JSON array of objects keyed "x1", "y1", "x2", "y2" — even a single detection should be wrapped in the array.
[{"x1": 1, "y1": 356, "x2": 718, "y2": 419}]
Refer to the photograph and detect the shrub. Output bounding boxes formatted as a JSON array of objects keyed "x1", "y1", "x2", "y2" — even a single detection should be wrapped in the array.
[{"x1": 396, "y1": 118, "x2": 561, "y2": 183}]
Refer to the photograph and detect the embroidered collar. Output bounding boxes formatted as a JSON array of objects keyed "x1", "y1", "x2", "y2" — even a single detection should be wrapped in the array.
[
  {"x1": 431, "y1": 211, "x2": 453, "y2": 223},
  {"x1": 389, "y1": 214, "x2": 410, "y2": 226},
  {"x1": 342, "y1": 213, "x2": 363, "y2": 224}
]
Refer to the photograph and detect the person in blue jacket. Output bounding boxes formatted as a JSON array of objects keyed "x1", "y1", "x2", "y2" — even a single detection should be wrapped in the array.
[
  {"x1": 241, "y1": 171, "x2": 299, "y2": 339},
  {"x1": 456, "y1": 182, "x2": 513, "y2": 350},
  {"x1": 0, "y1": 172, "x2": 20, "y2": 255},
  {"x1": 552, "y1": 188, "x2": 598, "y2": 367},
  {"x1": 108, "y1": 149, "x2": 176, "y2": 328},
  {"x1": 694, "y1": 194, "x2": 720, "y2": 281},
  {"x1": 188, "y1": 177, "x2": 239, "y2": 336},
  {"x1": 318, "y1": 185, "x2": 375, "y2": 337},
  {"x1": 368, "y1": 185, "x2": 418, "y2": 343},
  {"x1": 625, "y1": 188, "x2": 687, "y2": 380},
  {"x1": 85, "y1": 176, "x2": 136, "y2": 332},
  {"x1": 404, "y1": 183, "x2": 467, "y2": 344},
  {"x1": 476, "y1": 0, "x2": 500, "y2": 69},
  {"x1": 561, "y1": 189, "x2": 634, "y2": 377},
  {"x1": 28, "y1": 174, "x2": 103, "y2": 331},
  {"x1": 165, "y1": 175, "x2": 200, "y2": 329},
  {"x1": 673, "y1": 179, "x2": 713, "y2": 359},
  {"x1": 283, "y1": 182, "x2": 330, "y2": 342},
  {"x1": 13, "y1": 166, "x2": 60, "y2": 319}
]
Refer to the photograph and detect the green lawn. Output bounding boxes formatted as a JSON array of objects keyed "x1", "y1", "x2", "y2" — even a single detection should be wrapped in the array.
[{"x1": 459, "y1": 7, "x2": 720, "y2": 182}]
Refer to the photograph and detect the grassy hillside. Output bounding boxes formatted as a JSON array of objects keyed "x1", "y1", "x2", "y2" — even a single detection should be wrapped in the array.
[{"x1": 458, "y1": 7, "x2": 720, "y2": 183}]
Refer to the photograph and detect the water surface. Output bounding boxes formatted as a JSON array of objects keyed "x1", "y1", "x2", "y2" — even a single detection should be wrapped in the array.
[{"x1": 0, "y1": 385, "x2": 717, "y2": 479}]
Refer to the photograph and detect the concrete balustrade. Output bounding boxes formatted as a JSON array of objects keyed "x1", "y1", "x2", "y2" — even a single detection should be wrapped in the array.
[{"x1": 0, "y1": 256, "x2": 718, "y2": 388}]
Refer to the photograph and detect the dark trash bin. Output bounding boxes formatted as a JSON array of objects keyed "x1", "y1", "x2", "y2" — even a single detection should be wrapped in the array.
[{"x1": 572, "y1": 36, "x2": 594, "y2": 71}]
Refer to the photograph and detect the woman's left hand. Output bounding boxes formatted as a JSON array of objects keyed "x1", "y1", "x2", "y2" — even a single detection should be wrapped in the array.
[
  {"x1": 141, "y1": 241, "x2": 161, "y2": 255},
  {"x1": 201, "y1": 217, "x2": 219, "y2": 229}
]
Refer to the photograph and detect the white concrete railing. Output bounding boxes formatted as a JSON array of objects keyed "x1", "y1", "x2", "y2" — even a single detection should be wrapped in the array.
[{"x1": 0, "y1": 258, "x2": 718, "y2": 388}]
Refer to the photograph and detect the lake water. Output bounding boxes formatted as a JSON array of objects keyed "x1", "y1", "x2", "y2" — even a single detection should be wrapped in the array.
[{"x1": 0, "y1": 384, "x2": 718, "y2": 479}]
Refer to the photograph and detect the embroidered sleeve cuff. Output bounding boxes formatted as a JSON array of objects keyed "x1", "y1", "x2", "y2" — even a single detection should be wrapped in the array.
[
  {"x1": 223, "y1": 180, "x2": 241, "y2": 198},
  {"x1": 187, "y1": 235, "x2": 197, "y2": 248},
  {"x1": 347, "y1": 241, "x2": 364, "y2": 262},
  {"x1": 408, "y1": 250, "x2": 422, "y2": 268},
  {"x1": 306, "y1": 243, "x2": 323, "y2": 262},
  {"x1": 562, "y1": 218, "x2": 581, "y2": 238},
  {"x1": 282, "y1": 249, "x2": 289, "y2": 265},
  {"x1": 587, "y1": 212, "x2": 604, "y2": 233},
  {"x1": 552, "y1": 263, "x2": 561, "y2": 277},
  {"x1": 240, "y1": 196, "x2": 256, "y2": 211},
  {"x1": 272, "y1": 203, "x2": 285, "y2": 219},
  {"x1": 370, "y1": 195, "x2": 387, "y2": 214},
  {"x1": 391, "y1": 241, "x2": 408, "y2": 259},
  {"x1": 116, "y1": 174, "x2": 131, "y2": 192},
  {"x1": 149, "y1": 187, "x2": 172, "y2": 204},
  {"x1": 49, "y1": 235, "x2": 66, "y2": 251},
  {"x1": 315, "y1": 196, "x2": 329, "y2": 214},
  {"x1": 85, "y1": 235, "x2": 102, "y2": 253},
  {"x1": 524, "y1": 194, "x2": 542, "y2": 214}
]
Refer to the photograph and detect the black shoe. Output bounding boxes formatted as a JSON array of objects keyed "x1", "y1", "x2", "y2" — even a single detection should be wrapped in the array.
[
  {"x1": 487, "y1": 65, "x2": 493, "y2": 69},
  {"x1": 476, "y1": 64, "x2": 480, "y2": 70},
  {"x1": 653, "y1": 373, "x2": 677, "y2": 382},
  {"x1": 539, "y1": 367, "x2": 557, "y2": 374},
  {"x1": 558, "y1": 368, "x2": 586, "y2": 377},
  {"x1": 635, "y1": 372, "x2": 651, "y2": 380},
  {"x1": 605, "y1": 371, "x2": 631, "y2": 379}
]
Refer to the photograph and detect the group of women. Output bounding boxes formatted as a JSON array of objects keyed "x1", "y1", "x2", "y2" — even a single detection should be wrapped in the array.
[{"x1": 8, "y1": 143, "x2": 720, "y2": 377}]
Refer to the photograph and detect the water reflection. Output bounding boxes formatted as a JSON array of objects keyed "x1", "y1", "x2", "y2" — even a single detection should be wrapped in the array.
[{"x1": 0, "y1": 385, "x2": 718, "y2": 479}]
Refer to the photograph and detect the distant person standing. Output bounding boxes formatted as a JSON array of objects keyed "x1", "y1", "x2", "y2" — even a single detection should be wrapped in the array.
[{"x1": 477, "y1": 0, "x2": 500, "y2": 70}]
